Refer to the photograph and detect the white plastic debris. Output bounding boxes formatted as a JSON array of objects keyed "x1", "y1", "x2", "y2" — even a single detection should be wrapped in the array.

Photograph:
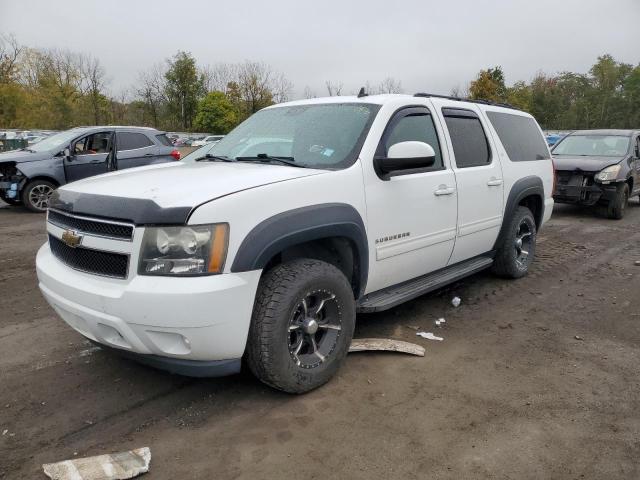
[
  {"x1": 43, "y1": 447, "x2": 150, "y2": 480},
  {"x1": 451, "y1": 296, "x2": 461, "y2": 307},
  {"x1": 2, "y1": 429, "x2": 7, "y2": 436},
  {"x1": 435, "y1": 318, "x2": 446, "y2": 326},
  {"x1": 349, "y1": 338, "x2": 425, "y2": 356},
  {"x1": 416, "y1": 332, "x2": 444, "y2": 341}
]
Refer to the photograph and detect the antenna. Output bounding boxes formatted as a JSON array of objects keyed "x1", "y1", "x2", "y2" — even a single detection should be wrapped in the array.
[{"x1": 357, "y1": 87, "x2": 367, "y2": 98}]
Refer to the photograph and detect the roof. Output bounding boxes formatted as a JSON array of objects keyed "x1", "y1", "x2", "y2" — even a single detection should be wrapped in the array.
[
  {"x1": 72, "y1": 125, "x2": 160, "y2": 132},
  {"x1": 568, "y1": 129, "x2": 638, "y2": 136},
  {"x1": 271, "y1": 94, "x2": 525, "y2": 114}
]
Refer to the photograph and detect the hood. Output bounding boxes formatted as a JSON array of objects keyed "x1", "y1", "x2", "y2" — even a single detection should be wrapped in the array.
[
  {"x1": 552, "y1": 155, "x2": 624, "y2": 172},
  {"x1": 59, "y1": 161, "x2": 327, "y2": 209},
  {"x1": 0, "y1": 149, "x2": 53, "y2": 164}
]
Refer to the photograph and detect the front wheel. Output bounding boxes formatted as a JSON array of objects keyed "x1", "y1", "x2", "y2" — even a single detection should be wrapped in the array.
[
  {"x1": 606, "y1": 183, "x2": 629, "y2": 220},
  {"x1": 246, "y1": 259, "x2": 356, "y2": 394},
  {"x1": 21, "y1": 180, "x2": 56, "y2": 213},
  {"x1": 492, "y1": 206, "x2": 537, "y2": 279}
]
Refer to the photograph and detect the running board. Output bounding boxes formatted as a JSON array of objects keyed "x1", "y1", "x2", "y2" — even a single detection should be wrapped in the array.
[{"x1": 357, "y1": 256, "x2": 494, "y2": 313}]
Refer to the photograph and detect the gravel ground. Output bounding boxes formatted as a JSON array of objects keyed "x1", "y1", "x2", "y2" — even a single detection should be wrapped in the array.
[{"x1": 1, "y1": 199, "x2": 640, "y2": 479}]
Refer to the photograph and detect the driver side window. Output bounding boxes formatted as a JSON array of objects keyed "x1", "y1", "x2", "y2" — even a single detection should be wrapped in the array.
[
  {"x1": 74, "y1": 132, "x2": 111, "y2": 155},
  {"x1": 381, "y1": 111, "x2": 443, "y2": 171}
]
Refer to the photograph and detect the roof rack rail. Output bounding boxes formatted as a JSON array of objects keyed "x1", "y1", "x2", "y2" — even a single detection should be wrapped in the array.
[{"x1": 413, "y1": 92, "x2": 519, "y2": 111}]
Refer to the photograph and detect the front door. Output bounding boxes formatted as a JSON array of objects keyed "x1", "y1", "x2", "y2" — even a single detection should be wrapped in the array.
[
  {"x1": 363, "y1": 106, "x2": 458, "y2": 294},
  {"x1": 436, "y1": 105, "x2": 504, "y2": 264},
  {"x1": 64, "y1": 131, "x2": 112, "y2": 183}
]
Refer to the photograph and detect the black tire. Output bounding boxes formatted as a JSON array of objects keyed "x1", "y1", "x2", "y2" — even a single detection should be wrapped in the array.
[
  {"x1": 606, "y1": 183, "x2": 629, "y2": 220},
  {"x1": 246, "y1": 258, "x2": 356, "y2": 394},
  {"x1": 21, "y1": 180, "x2": 56, "y2": 213},
  {"x1": 0, "y1": 192, "x2": 22, "y2": 206},
  {"x1": 492, "y1": 206, "x2": 537, "y2": 279}
]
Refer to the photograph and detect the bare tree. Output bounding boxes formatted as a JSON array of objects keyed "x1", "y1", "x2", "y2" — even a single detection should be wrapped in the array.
[
  {"x1": 325, "y1": 80, "x2": 343, "y2": 96},
  {"x1": 80, "y1": 54, "x2": 107, "y2": 124},
  {"x1": 377, "y1": 77, "x2": 403, "y2": 94},
  {"x1": 271, "y1": 71, "x2": 293, "y2": 103},
  {"x1": 303, "y1": 86, "x2": 317, "y2": 99},
  {"x1": 237, "y1": 61, "x2": 275, "y2": 114},
  {"x1": 137, "y1": 63, "x2": 166, "y2": 127},
  {"x1": 0, "y1": 34, "x2": 22, "y2": 83},
  {"x1": 450, "y1": 84, "x2": 469, "y2": 98},
  {"x1": 201, "y1": 63, "x2": 238, "y2": 94}
]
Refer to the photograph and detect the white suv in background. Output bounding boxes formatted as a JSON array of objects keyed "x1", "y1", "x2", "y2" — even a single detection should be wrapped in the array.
[{"x1": 36, "y1": 93, "x2": 554, "y2": 393}]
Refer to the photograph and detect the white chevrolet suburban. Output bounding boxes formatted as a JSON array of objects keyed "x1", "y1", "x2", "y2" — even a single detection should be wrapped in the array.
[{"x1": 36, "y1": 93, "x2": 554, "y2": 393}]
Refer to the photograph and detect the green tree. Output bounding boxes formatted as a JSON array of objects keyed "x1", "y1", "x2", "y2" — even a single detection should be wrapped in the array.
[
  {"x1": 193, "y1": 91, "x2": 238, "y2": 133},
  {"x1": 164, "y1": 51, "x2": 205, "y2": 130},
  {"x1": 469, "y1": 66, "x2": 507, "y2": 103}
]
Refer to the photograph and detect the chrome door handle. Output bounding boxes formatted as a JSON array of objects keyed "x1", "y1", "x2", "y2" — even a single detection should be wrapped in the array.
[
  {"x1": 487, "y1": 178, "x2": 503, "y2": 186},
  {"x1": 434, "y1": 185, "x2": 456, "y2": 196}
]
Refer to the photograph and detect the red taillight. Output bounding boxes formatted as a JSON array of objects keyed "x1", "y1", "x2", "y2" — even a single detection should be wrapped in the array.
[{"x1": 170, "y1": 149, "x2": 181, "y2": 161}]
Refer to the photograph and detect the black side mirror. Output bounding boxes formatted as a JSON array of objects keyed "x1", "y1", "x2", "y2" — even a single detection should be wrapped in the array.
[
  {"x1": 376, "y1": 141, "x2": 436, "y2": 178},
  {"x1": 635, "y1": 145, "x2": 640, "y2": 158}
]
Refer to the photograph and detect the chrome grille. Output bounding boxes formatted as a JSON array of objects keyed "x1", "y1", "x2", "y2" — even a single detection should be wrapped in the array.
[
  {"x1": 48, "y1": 209, "x2": 134, "y2": 241},
  {"x1": 48, "y1": 234, "x2": 129, "y2": 279}
]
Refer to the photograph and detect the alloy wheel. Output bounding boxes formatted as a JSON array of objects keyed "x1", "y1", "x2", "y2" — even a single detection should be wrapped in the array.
[
  {"x1": 514, "y1": 220, "x2": 533, "y2": 269},
  {"x1": 288, "y1": 290, "x2": 342, "y2": 369},
  {"x1": 29, "y1": 184, "x2": 54, "y2": 211}
]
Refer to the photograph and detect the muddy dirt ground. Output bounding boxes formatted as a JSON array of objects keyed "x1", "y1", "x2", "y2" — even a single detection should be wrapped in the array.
[{"x1": 2, "y1": 199, "x2": 640, "y2": 479}]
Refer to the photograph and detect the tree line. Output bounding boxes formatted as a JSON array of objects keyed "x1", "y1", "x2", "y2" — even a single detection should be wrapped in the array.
[
  {"x1": 1, "y1": 34, "x2": 638, "y2": 133},
  {"x1": 462, "y1": 55, "x2": 640, "y2": 130}
]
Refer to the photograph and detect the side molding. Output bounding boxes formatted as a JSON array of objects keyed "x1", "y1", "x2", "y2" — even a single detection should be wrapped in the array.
[
  {"x1": 493, "y1": 175, "x2": 544, "y2": 250},
  {"x1": 231, "y1": 203, "x2": 368, "y2": 295}
]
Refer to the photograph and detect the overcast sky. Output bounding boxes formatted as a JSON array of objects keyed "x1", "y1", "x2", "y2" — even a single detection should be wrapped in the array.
[{"x1": 2, "y1": 0, "x2": 639, "y2": 99}]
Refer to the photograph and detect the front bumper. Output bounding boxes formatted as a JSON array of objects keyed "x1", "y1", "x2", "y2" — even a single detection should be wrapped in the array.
[
  {"x1": 36, "y1": 242, "x2": 261, "y2": 375},
  {"x1": 554, "y1": 184, "x2": 618, "y2": 206}
]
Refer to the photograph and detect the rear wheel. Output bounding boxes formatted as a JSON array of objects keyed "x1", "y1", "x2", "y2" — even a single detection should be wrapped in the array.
[
  {"x1": 606, "y1": 183, "x2": 629, "y2": 219},
  {"x1": 492, "y1": 206, "x2": 537, "y2": 279},
  {"x1": 21, "y1": 180, "x2": 55, "y2": 213},
  {"x1": 246, "y1": 258, "x2": 356, "y2": 394}
]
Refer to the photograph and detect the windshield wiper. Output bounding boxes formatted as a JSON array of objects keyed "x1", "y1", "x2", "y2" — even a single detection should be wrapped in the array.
[
  {"x1": 235, "y1": 154, "x2": 303, "y2": 168},
  {"x1": 21, "y1": 148, "x2": 36, "y2": 153},
  {"x1": 195, "y1": 154, "x2": 234, "y2": 162}
]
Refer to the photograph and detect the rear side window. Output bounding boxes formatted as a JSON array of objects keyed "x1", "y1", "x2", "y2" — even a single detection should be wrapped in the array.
[
  {"x1": 117, "y1": 132, "x2": 153, "y2": 151},
  {"x1": 381, "y1": 110, "x2": 443, "y2": 170},
  {"x1": 156, "y1": 134, "x2": 173, "y2": 146},
  {"x1": 443, "y1": 109, "x2": 490, "y2": 168},
  {"x1": 486, "y1": 112, "x2": 550, "y2": 161}
]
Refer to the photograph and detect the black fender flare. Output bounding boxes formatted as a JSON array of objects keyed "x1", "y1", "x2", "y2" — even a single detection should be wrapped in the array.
[
  {"x1": 493, "y1": 176, "x2": 545, "y2": 250},
  {"x1": 231, "y1": 203, "x2": 369, "y2": 296}
]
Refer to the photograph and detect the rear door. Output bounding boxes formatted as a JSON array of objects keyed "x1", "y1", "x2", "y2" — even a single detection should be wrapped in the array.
[
  {"x1": 64, "y1": 131, "x2": 113, "y2": 183},
  {"x1": 116, "y1": 131, "x2": 158, "y2": 169},
  {"x1": 436, "y1": 104, "x2": 504, "y2": 264}
]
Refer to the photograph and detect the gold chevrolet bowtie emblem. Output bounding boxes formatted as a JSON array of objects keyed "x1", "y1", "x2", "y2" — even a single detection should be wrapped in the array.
[{"x1": 61, "y1": 230, "x2": 83, "y2": 248}]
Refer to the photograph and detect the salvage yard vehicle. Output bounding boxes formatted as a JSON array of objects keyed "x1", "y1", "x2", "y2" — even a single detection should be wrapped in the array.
[
  {"x1": 36, "y1": 94, "x2": 554, "y2": 393},
  {"x1": 552, "y1": 130, "x2": 640, "y2": 219},
  {"x1": 0, "y1": 126, "x2": 181, "y2": 212}
]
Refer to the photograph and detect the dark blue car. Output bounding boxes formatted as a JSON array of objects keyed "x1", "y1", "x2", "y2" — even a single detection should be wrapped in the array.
[{"x1": 0, "y1": 126, "x2": 180, "y2": 212}]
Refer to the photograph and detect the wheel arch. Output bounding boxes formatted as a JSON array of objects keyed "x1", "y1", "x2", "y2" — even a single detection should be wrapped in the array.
[
  {"x1": 493, "y1": 176, "x2": 545, "y2": 250},
  {"x1": 231, "y1": 203, "x2": 369, "y2": 297}
]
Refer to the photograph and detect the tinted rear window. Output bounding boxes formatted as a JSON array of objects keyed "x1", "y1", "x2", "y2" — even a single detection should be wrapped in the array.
[
  {"x1": 486, "y1": 112, "x2": 550, "y2": 161},
  {"x1": 155, "y1": 134, "x2": 173, "y2": 146},
  {"x1": 443, "y1": 110, "x2": 491, "y2": 168},
  {"x1": 117, "y1": 132, "x2": 153, "y2": 151}
]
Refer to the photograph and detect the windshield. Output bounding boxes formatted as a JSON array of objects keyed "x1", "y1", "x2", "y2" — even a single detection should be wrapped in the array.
[
  {"x1": 552, "y1": 135, "x2": 630, "y2": 157},
  {"x1": 185, "y1": 103, "x2": 379, "y2": 169},
  {"x1": 27, "y1": 129, "x2": 85, "y2": 153}
]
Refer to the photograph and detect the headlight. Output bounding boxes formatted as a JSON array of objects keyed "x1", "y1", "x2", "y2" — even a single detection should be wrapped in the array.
[
  {"x1": 139, "y1": 224, "x2": 229, "y2": 276},
  {"x1": 595, "y1": 164, "x2": 621, "y2": 182}
]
